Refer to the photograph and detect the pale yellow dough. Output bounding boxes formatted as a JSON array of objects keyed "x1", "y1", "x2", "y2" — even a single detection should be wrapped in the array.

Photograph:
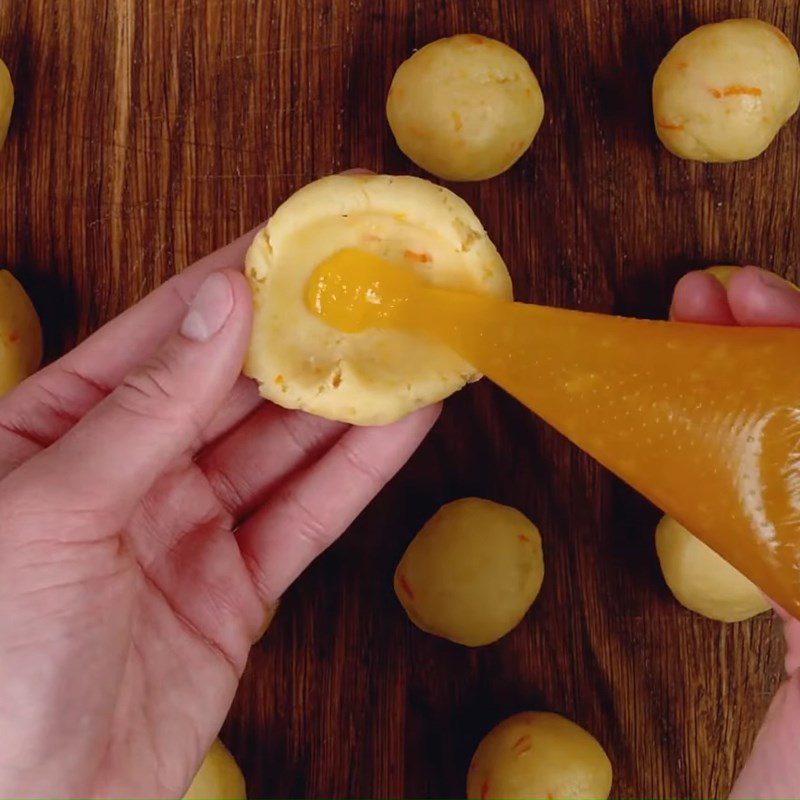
[
  {"x1": 655, "y1": 516, "x2": 770, "y2": 622},
  {"x1": 244, "y1": 174, "x2": 512, "y2": 425},
  {"x1": 706, "y1": 263, "x2": 799, "y2": 292},
  {"x1": 467, "y1": 712, "x2": 612, "y2": 800},
  {"x1": 653, "y1": 19, "x2": 800, "y2": 162},
  {"x1": 183, "y1": 739, "x2": 246, "y2": 800},
  {"x1": 386, "y1": 34, "x2": 545, "y2": 181},
  {"x1": 705, "y1": 264, "x2": 740, "y2": 287},
  {"x1": 0, "y1": 59, "x2": 12, "y2": 149},
  {"x1": 0, "y1": 270, "x2": 43, "y2": 396},
  {"x1": 394, "y1": 498, "x2": 544, "y2": 647}
]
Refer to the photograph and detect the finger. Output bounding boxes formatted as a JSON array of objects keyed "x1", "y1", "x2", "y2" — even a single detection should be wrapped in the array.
[
  {"x1": 198, "y1": 405, "x2": 346, "y2": 519},
  {"x1": 58, "y1": 226, "x2": 259, "y2": 382},
  {"x1": 0, "y1": 227, "x2": 261, "y2": 472},
  {"x1": 729, "y1": 672, "x2": 800, "y2": 799},
  {"x1": 237, "y1": 404, "x2": 441, "y2": 606},
  {"x1": 200, "y1": 375, "x2": 263, "y2": 447},
  {"x1": 786, "y1": 617, "x2": 800, "y2": 676},
  {"x1": 770, "y1": 605, "x2": 800, "y2": 675},
  {"x1": 1, "y1": 271, "x2": 253, "y2": 529},
  {"x1": 727, "y1": 266, "x2": 800, "y2": 326},
  {"x1": 669, "y1": 271, "x2": 736, "y2": 324}
]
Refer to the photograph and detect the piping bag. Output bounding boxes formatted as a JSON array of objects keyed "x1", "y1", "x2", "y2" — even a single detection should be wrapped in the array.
[{"x1": 306, "y1": 249, "x2": 800, "y2": 620}]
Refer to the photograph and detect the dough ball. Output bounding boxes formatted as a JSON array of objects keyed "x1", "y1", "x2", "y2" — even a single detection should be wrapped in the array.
[
  {"x1": 244, "y1": 174, "x2": 512, "y2": 425},
  {"x1": 655, "y1": 515, "x2": 770, "y2": 622},
  {"x1": 394, "y1": 498, "x2": 544, "y2": 647},
  {"x1": 467, "y1": 712, "x2": 612, "y2": 800},
  {"x1": 253, "y1": 602, "x2": 279, "y2": 643},
  {"x1": 705, "y1": 263, "x2": 799, "y2": 292},
  {"x1": 386, "y1": 34, "x2": 544, "y2": 181},
  {"x1": 0, "y1": 59, "x2": 12, "y2": 149},
  {"x1": 184, "y1": 739, "x2": 246, "y2": 800},
  {"x1": 705, "y1": 264, "x2": 740, "y2": 288},
  {"x1": 653, "y1": 19, "x2": 800, "y2": 162},
  {"x1": 0, "y1": 270, "x2": 43, "y2": 396}
]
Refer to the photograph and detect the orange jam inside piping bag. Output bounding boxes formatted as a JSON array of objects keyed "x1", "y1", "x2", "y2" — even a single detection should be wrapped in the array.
[{"x1": 305, "y1": 249, "x2": 800, "y2": 619}]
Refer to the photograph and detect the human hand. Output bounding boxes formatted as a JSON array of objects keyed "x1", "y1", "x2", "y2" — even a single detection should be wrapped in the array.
[
  {"x1": 0, "y1": 230, "x2": 440, "y2": 799},
  {"x1": 671, "y1": 266, "x2": 800, "y2": 799}
]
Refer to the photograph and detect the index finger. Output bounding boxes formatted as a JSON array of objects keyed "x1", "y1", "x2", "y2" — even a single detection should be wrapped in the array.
[{"x1": 669, "y1": 270, "x2": 736, "y2": 325}]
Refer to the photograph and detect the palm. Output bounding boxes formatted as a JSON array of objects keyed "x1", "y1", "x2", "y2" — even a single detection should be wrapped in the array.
[
  {"x1": 0, "y1": 391, "x2": 309, "y2": 797},
  {"x1": 88, "y1": 457, "x2": 257, "y2": 798},
  {"x1": 0, "y1": 233, "x2": 438, "y2": 799}
]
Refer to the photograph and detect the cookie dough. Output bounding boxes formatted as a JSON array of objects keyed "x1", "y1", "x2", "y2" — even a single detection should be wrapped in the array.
[
  {"x1": 0, "y1": 270, "x2": 43, "y2": 396},
  {"x1": 394, "y1": 498, "x2": 544, "y2": 647},
  {"x1": 184, "y1": 739, "x2": 246, "y2": 800},
  {"x1": 0, "y1": 59, "x2": 12, "y2": 149},
  {"x1": 244, "y1": 174, "x2": 512, "y2": 425},
  {"x1": 467, "y1": 712, "x2": 612, "y2": 800},
  {"x1": 705, "y1": 264, "x2": 740, "y2": 287},
  {"x1": 655, "y1": 515, "x2": 770, "y2": 622},
  {"x1": 386, "y1": 34, "x2": 545, "y2": 181},
  {"x1": 653, "y1": 19, "x2": 800, "y2": 161}
]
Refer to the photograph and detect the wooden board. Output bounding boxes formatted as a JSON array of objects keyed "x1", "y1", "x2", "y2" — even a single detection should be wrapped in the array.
[{"x1": 0, "y1": 0, "x2": 794, "y2": 796}]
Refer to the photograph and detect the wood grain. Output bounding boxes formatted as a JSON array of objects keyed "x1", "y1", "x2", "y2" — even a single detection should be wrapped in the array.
[{"x1": 0, "y1": 1, "x2": 794, "y2": 797}]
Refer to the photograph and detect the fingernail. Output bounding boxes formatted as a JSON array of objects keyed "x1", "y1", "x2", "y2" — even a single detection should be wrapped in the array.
[
  {"x1": 755, "y1": 268, "x2": 800, "y2": 293},
  {"x1": 180, "y1": 272, "x2": 234, "y2": 342}
]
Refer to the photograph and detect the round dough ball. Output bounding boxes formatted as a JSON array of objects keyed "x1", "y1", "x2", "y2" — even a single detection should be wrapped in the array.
[
  {"x1": 705, "y1": 263, "x2": 799, "y2": 292},
  {"x1": 244, "y1": 174, "x2": 512, "y2": 425},
  {"x1": 655, "y1": 515, "x2": 770, "y2": 622},
  {"x1": 0, "y1": 59, "x2": 12, "y2": 149},
  {"x1": 653, "y1": 19, "x2": 800, "y2": 162},
  {"x1": 705, "y1": 264, "x2": 740, "y2": 288},
  {"x1": 394, "y1": 498, "x2": 544, "y2": 647},
  {"x1": 386, "y1": 34, "x2": 544, "y2": 181},
  {"x1": 184, "y1": 739, "x2": 246, "y2": 800},
  {"x1": 467, "y1": 712, "x2": 612, "y2": 800},
  {"x1": 253, "y1": 601, "x2": 279, "y2": 643},
  {"x1": 0, "y1": 270, "x2": 43, "y2": 396}
]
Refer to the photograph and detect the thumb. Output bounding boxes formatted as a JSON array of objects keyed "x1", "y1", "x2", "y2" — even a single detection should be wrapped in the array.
[
  {"x1": 727, "y1": 266, "x2": 800, "y2": 326},
  {"x1": 3, "y1": 270, "x2": 252, "y2": 527}
]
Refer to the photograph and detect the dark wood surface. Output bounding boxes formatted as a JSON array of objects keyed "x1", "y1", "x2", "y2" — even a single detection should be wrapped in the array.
[{"x1": 0, "y1": 1, "x2": 796, "y2": 797}]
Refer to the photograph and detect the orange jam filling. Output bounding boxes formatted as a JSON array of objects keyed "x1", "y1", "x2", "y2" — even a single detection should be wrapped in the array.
[{"x1": 306, "y1": 249, "x2": 800, "y2": 618}]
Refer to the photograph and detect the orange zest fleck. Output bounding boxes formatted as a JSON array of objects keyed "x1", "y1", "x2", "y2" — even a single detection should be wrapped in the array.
[
  {"x1": 512, "y1": 734, "x2": 532, "y2": 755},
  {"x1": 7, "y1": 330, "x2": 19, "y2": 343},
  {"x1": 518, "y1": 534, "x2": 530, "y2": 542},
  {"x1": 710, "y1": 85, "x2": 763, "y2": 98},
  {"x1": 452, "y1": 111, "x2": 463, "y2": 131},
  {"x1": 404, "y1": 250, "x2": 431, "y2": 263},
  {"x1": 723, "y1": 85, "x2": 762, "y2": 97},
  {"x1": 676, "y1": 60, "x2": 688, "y2": 69},
  {"x1": 468, "y1": 35, "x2": 486, "y2": 45},
  {"x1": 480, "y1": 779, "x2": 490, "y2": 800},
  {"x1": 398, "y1": 573, "x2": 415, "y2": 601},
  {"x1": 657, "y1": 119, "x2": 684, "y2": 131}
]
